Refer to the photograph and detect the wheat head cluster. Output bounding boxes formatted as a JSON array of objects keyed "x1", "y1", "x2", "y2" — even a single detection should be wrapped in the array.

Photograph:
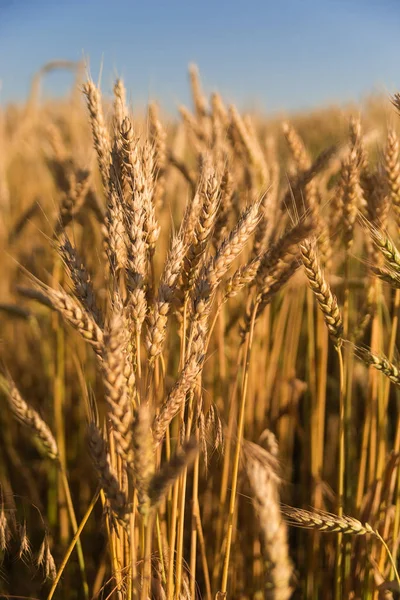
[{"x1": 1, "y1": 62, "x2": 400, "y2": 600}]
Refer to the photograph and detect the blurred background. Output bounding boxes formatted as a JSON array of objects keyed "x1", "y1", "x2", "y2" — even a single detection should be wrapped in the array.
[{"x1": 1, "y1": 0, "x2": 400, "y2": 113}]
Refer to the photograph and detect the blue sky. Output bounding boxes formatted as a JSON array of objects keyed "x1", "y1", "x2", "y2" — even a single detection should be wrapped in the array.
[{"x1": 0, "y1": 0, "x2": 400, "y2": 114}]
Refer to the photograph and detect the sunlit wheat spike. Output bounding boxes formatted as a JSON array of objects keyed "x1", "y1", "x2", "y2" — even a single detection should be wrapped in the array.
[
  {"x1": 146, "y1": 232, "x2": 187, "y2": 361},
  {"x1": 18, "y1": 285, "x2": 104, "y2": 356},
  {"x1": 361, "y1": 217, "x2": 400, "y2": 274},
  {"x1": 113, "y1": 77, "x2": 127, "y2": 132},
  {"x1": 83, "y1": 80, "x2": 111, "y2": 192},
  {"x1": 356, "y1": 346, "x2": 400, "y2": 386},
  {"x1": 384, "y1": 128, "x2": 400, "y2": 225},
  {"x1": 204, "y1": 199, "x2": 261, "y2": 289},
  {"x1": 255, "y1": 218, "x2": 315, "y2": 290},
  {"x1": 282, "y1": 121, "x2": 310, "y2": 172},
  {"x1": 339, "y1": 147, "x2": 360, "y2": 250},
  {"x1": 183, "y1": 167, "x2": 221, "y2": 292},
  {"x1": 300, "y1": 238, "x2": 343, "y2": 347},
  {"x1": 152, "y1": 352, "x2": 204, "y2": 446},
  {"x1": 281, "y1": 506, "x2": 373, "y2": 536},
  {"x1": 102, "y1": 310, "x2": 134, "y2": 463},
  {"x1": 189, "y1": 63, "x2": 208, "y2": 122}
]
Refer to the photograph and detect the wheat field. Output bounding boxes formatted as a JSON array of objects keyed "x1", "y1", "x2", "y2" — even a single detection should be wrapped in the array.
[{"x1": 1, "y1": 62, "x2": 400, "y2": 600}]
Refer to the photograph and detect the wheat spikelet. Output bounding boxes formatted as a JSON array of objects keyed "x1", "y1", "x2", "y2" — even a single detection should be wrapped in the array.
[
  {"x1": 113, "y1": 78, "x2": 127, "y2": 133},
  {"x1": 340, "y1": 148, "x2": 360, "y2": 250},
  {"x1": 57, "y1": 235, "x2": 103, "y2": 326},
  {"x1": 370, "y1": 265, "x2": 400, "y2": 288},
  {"x1": 132, "y1": 405, "x2": 154, "y2": 514},
  {"x1": 146, "y1": 233, "x2": 187, "y2": 361},
  {"x1": 241, "y1": 256, "x2": 300, "y2": 338},
  {"x1": 149, "y1": 102, "x2": 167, "y2": 206},
  {"x1": 118, "y1": 119, "x2": 149, "y2": 333},
  {"x1": 2, "y1": 375, "x2": 58, "y2": 461},
  {"x1": 179, "y1": 104, "x2": 207, "y2": 152},
  {"x1": 189, "y1": 63, "x2": 208, "y2": 122},
  {"x1": 18, "y1": 286, "x2": 104, "y2": 356},
  {"x1": 141, "y1": 140, "x2": 160, "y2": 252},
  {"x1": 83, "y1": 80, "x2": 111, "y2": 192},
  {"x1": 104, "y1": 180, "x2": 129, "y2": 275},
  {"x1": 255, "y1": 218, "x2": 314, "y2": 290},
  {"x1": 213, "y1": 165, "x2": 234, "y2": 245},
  {"x1": 204, "y1": 199, "x2": 261, "y2": 289},
  {"x1": 356, "y1": 346, "x2": 400, "y2": 386},
  {"x1": 102, "y1": 311, "x2": 134, "y2": 463},
  {"x1": 300, "y1": 239, "x2": 343, "y2": 347},
  {"x1": 52, "y1": 164, "x2": 91, "y2": 233},
  {"x1": 282, "y1": 506, "x2": 373, "y2": 536},
  {"x1": 18, "y1": 522, "x2": 31, "y2": 560},
  {"x1": 37, "y1": 534, "x2": 57, "y2": 581},
  {"x1": 87, "y1": 422, "x2": 129, "y2": 524},
  {"x1": 365, "y1": 222, "x2": 400, "y2": 274},
  {"x1": 183, "y1": 168, "x2": 221, "y2": 292},
  {"x1": 225, "y1": 256, "x2": 261, "y2": 299},
  {"x1": 229, "y1": 105, "x2": 265, "y2": 177},
  {"x1": 153, "y1": 349, "x2": 204, "y2": 446},
  {"x1": 259, "y1": 256, "x2": 300, "y2": 306},
  {"x1": 243, "y1": 436, "x2": 292, "y2": 600},
  {"x1": 282, "y1": 121, "x2": 310, "y2": 172},
  {"x1": 148, "y1": 439, "x2": 198, "y2": 506},
  {"x1": 0, "y1": 506, "x2": 11, "y2": 552},
  {"x1": 384, "y1": 128, "x2": 400, "y2": 228}
]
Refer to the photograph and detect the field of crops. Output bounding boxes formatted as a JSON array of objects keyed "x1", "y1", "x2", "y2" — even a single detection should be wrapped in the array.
[{"x1": 1, "y1": 62, "x2": 400, "y2": 599}]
